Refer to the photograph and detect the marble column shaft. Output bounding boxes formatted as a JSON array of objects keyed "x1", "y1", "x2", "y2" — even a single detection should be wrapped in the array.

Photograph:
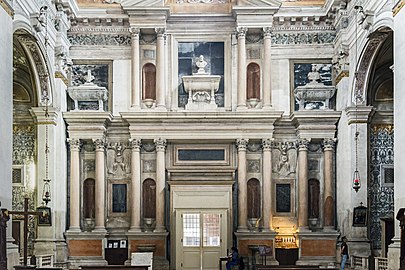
[
  {"x1": 262, "y1": 28, "x2": 272, "y2": 108},
  {"x1": 154, "y1": 138, "x2": 167, "y2": 232},
  {"x1": 68, "y1": 139, "x2": 81, "y2": 231},
  {"x1": 323, "y1": 138, "x2": 335, "y2": 227},
  {"x1": 237, "y1": 139, "x2": 249, "y2": 231},
  {"x1": 129, "y1": 139, "x2": 142, "y2": 231},
  {"x1": 298, "y1": 139, "x2": 309, "y2": 228},
  {"x1": 94, "y1": 139, "x2": 106, "y2": 231},
  {"x1": 155, "y1": 28, "x2": 166, "y2": 108},
  {"x1": 237, "y1": 28, "x2": 247, "y2": 108},
  {"x1": 131, "y1": 28, "x2": 140, "y2": 108},
  {"x1": 262, "y1": 139, "x2": 273, "y2": 231}
]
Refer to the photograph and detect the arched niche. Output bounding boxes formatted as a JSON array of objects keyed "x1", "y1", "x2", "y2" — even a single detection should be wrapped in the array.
[
  {"x1": 247, "y1": 178, "x2": 261, "y2": 219},
  {"x1": 142, "y1": 178, "x2": 156, "y2": 219},
  {"x1": 142, "y1": 63, "x2": 156, "y2": 101},
  {"x1": 308, "y1": 178, "x2": 320, "y2": 219},
  {"x1": 83, "y1": 178, "x2": 95, "y2": 219},
  {"x1": 246, "y1": 62, "x2": 260, "y2": 100}
]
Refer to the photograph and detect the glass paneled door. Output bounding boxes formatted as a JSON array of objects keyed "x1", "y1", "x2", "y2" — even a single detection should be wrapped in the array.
[{"x1": 176, "y1": 210, "x2": 227, "y2": 270}]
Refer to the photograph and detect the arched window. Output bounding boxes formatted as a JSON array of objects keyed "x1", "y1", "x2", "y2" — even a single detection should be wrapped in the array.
[
  {"x1": 83, "y1": 178, "x2": 95, "y2": 219},
  {"x1": 142, "y1": 63, "x2": 156, "y2": 101},
  {"x1": 142, "y1": 178, "x2": 156, "y2": 219},
  {"x1": 246, "y1": 63, "x2": 261, "y2": 100},
  {"x1": 308, "y1": 179, "x2": 320, "y2": 218},
  {"x1": 247, "y1": 178, "x2": 261, "y2": 219}
]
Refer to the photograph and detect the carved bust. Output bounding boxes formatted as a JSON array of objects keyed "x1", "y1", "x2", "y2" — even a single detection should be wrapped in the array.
[
  {"x1": 195, "y1": 55, "x2": 208, "y2": 74},
  {"x1": 307, "y1": 65, "x2": 321, "y2": 84}
]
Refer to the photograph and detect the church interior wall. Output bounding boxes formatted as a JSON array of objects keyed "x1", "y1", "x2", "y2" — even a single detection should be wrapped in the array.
[{"x1": 3, "y1": 0, "x2": 405, "y2": 269}]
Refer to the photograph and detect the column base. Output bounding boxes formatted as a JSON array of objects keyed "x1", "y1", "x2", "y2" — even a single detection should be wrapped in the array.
[
  {"x1": 154, "y1": 105, "x2": 167, "y2": 111},
  {"x1": 237, "y1": 226, "x2": 249, "y2": 232},
  {"x1": 262, "y1": 104, "x2": 273, "y2": 110},
  {"x1": 93, "y1": 227, "x2": 107, "y2": 233},
  {"x1": 128, "y1": 226, "x2": 142, "y2": 233},
  {"x1": 67, "y1": 227, "x2": 81, "y2": 233}
]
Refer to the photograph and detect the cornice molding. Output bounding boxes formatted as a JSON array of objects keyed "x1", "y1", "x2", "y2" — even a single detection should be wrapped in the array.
[{"x1": 0, "y1": 0, "x2": 14, "y2": 18}]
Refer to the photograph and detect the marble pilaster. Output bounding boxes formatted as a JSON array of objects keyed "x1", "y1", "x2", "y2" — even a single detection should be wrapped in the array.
[
  {"x1": 298, "y1": 139, "x2": 309, "y2": 229},
  {"x1": 155, "y1": 28, "x2": 166, "y2": 109},
  {"x1": 130, "y1": 28, "x2": 141, "y2": 109},
  {"x1": 154, "y1": 138, "x2": 167, "y2": 232},
  {"x1": 323, "y1": 138, "x2": 335, "y2": 228},
  {"x1": 237, "y1": 27, "x2": 247, "y2": 109},
  {"x1": 68, "y1": 138, "x2": 81, "y2": 232},
  {"x1": 262, "y1": 138, "x2": 273, "y2": 231},
  {"x1": 93, "y1": 138, "x2": 106, "y2": 232},
  {"x1": 262, "y1": 27, "x2": 272, "y2": 109},
  {"x1": 237, "y1": 138, "x2": 249, "y2": 231},
  {"x1": 129, "y1": 138, "x2": 142, "y2": 232}
]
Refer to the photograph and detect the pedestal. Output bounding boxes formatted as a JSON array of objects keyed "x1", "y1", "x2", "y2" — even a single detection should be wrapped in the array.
[{"x1": 235, "y1": 231, "x2": 278, "y2": 266}]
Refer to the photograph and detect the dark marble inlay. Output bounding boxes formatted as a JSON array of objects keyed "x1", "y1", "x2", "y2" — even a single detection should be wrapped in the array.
[
  {"x1": 112, "y1": 184, "x2": 127, "y2": 213},
  {"x1": 276, "y1": 184, "x2": 291, "y2": 213},
  {"x1": 178, "y1": 149, "x2": 225, "y2": 161}
]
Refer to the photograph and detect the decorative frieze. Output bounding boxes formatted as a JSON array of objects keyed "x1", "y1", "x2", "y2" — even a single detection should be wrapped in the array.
[
  {"x1": 67, "y1": 33, "x2": 131, "y2": 46},
  {"x1": 271, "y1": 32, "x2": 336, "y2": 45}
]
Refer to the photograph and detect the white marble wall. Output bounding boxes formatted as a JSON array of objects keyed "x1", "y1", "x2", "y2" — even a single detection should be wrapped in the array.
[
  {"x1": 389, "y1": 2, "x2": 405, "y2": 268},
  {"x1": 0, "y1": 3, "x2": 20, "y2": 269}
]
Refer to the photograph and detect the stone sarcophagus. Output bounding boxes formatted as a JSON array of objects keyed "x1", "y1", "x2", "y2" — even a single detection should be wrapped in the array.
[
  {"x1": 67, "y1": 70, "x2": 108, "y2": 111},
  {"x1": 294, "y1": 66, "x2": 336, "y2": 110}
]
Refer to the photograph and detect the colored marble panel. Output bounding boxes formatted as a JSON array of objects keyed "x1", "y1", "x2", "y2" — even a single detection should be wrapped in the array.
[{"x1": 300, "y1": 239, "x2": 335, "y2": 256}]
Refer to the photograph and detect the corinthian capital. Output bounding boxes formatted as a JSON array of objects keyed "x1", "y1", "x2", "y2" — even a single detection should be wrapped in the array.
[
  {"x1": 298, "y1": 139, "x2": 309, "y2": 151},
  {"x1": 67, "y1": 138, "x2": 81, "y2": 151},
  {"x1": 154, "y1": 138, "x2": 167, "y2": 152},
  {"x1": 93, "y1": 138, "x2": 105, "y2": 150},
  {"x1": 129, "y1": 138, "x2": 142, "y2": 150},
  {"x1": 262, "y1": 138, "x2": 273, "y2": 151},
  {"x1": 323, "y1": 138, "x2": 336, "y2": 151},
  {"x1": 155, "y1": 28, "x2": 166, "y2": 38},
  {"x1": 237, "y1": 27, "x2": 247, "y2": 39},
  {"x1": 263, "y1": 27, "x2": 272, "y2": 38},
  {"x1": 236, "y1": 139, "x2": 249, "y2": 151},
  {"x1": 130, "y1": 27, "x2": 140, "y2": 38}
]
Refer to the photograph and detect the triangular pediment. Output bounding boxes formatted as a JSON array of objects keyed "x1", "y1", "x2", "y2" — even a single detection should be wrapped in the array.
[{"x1": 236, "y1": 0, "x2": 281, "y2": 7}]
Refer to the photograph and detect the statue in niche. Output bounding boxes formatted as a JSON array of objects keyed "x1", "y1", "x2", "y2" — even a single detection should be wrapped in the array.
[
  {"x1": 107, "y1": 143, "x2": 131, "y2": 178},
  {"x1": 272, "y1": 142, "x2": 297, "y2": 177}
]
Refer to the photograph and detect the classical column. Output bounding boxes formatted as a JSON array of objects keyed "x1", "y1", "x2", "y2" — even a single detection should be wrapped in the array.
[
  {"x1": 236, "y1": 138, "x2": 249, "y2": 231},
  {"x1": 262, "y1": 27, "x2": 272, "y2": 109},
  {"x1": 130, "y1": 27, "x2": 140, "y2": 108},
  {"x1": 323, "y1": 138, "x2": 335, "y2": 228},
  {"x1": 154, "y1": 138, "x2": 167, "y2": 232},
  {"x1": 93, "y1": 138, "x2": 106, "y2": 231},
  {"x1": 129, "y1": 139, "x2": 142, "y2": 232},
  {"x1": 262, "y1": 138, "x2": 273, "y2": 231},
  {"x1": 155, "y1": 28, "x2": 166, "y2": 109},
  {"x1": 68, "y1": 139, "x2": 81, "y2": 231},
  {"x1": 237, "y1": 27, "x2": 247, "y2": 109},
  {"x1": 298, "y1": 139, "x2": 309, "y2": 228}
]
